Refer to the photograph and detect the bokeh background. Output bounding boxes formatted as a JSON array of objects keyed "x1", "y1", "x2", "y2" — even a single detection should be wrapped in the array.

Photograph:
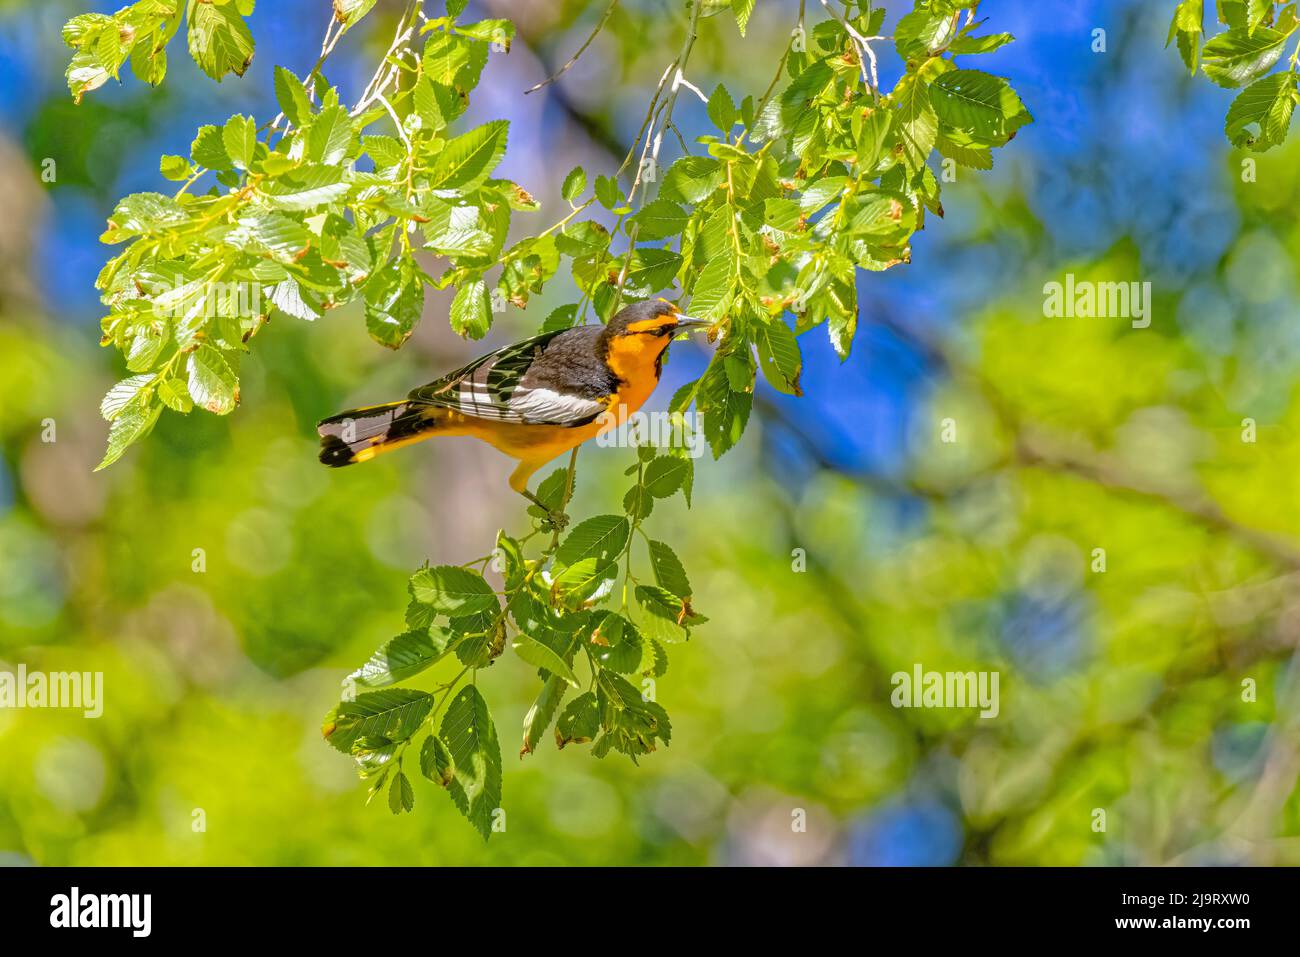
[{"x1": 3, "y1": 0, "x2": 1300, "y2": 866}]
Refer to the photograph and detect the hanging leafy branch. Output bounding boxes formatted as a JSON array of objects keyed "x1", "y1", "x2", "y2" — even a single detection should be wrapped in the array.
[
  {"x1": 68, "y1": 0, "x2": 1030, "y2": 837},
  {"x1": 63, "y1": 0, "x2": 257, "y2": 102},
  {"x1": 1168, "y1": 0, "x2": 1300, "y2": 151}
]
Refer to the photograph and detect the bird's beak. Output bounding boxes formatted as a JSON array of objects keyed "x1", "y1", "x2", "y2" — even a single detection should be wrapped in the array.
[{"x1": 672, "y1": 315, "x2": 710, "y2": 332}]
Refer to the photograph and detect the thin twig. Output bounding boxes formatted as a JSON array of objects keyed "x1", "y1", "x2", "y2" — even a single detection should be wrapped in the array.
[{"x1": 525, "y1": 0, "x2": 620, "y2": 94}]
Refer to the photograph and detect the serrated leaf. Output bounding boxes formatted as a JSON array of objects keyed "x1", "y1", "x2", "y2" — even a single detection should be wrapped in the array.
[
  {"x1": 410, "y1": 565, "x2": 499, "y2": 616},
  {"x1": 707, "y1": 83, "x2": 737, "y2": 131},
  {"x1": 930, "y1": 70, "x2": 1032, "y2": 141},
  {"x1": 561, "y1": 166, "x2": 586, "y2": 203},
  {"x1": 350, "y1": 629, "x2": 450, "y2": 688},
  {"x1": 642, "y1": 456, "x2": 689, "y2": 498},
  {"x1": 323, "y1": 688, "x2": 434, "y2": 754},
  {"x1": 556, "y1": 515, "x2": 631, "y2": 567},
  {"x1": 450, "y1": 279, "x2": 491, "y2": 339},
  {"x1": 755, "y1": 318, "x2": 803, "y2": 395},
  {"x1": 556, "y1": 691, "x2": 600, "y2": 747},
  {"x1": 388, "y1": 770, "x2": 414, "y2": 813},
  {"x1": 630, "y1": 199, "x2": 689, "y2": 240},
  {"x1": 419, "y1": 734, "x2": 455, "y2": 787},
  {"x1": 186, "y1": 344, "x2": 239, "y2": 415},
  {"x1": 647, "y1": 539, "x2": 692, "y2": 598},
  {"x1": 1201, "y1": 26, "x2": 1290, "y2": 87},
  {"x1": 1226, "y1": 70, "x2": 1298, "y2": 149},
  {"x1": 222, "y1": 114, "x2": 256, "y2": 170},
  {"x1": 439, "y1": 685, "x2": 502, "y2": 839},
  {"x1": 334, "y1": 0, "x2": 379, "y2": 27},
  {"x1": 429, "y1": 120, "x2": 508, "y2": 190},
  {"x1": 512, "y1": 634, "x2": 579, "y2": 688},
  {"x1": 187, "y1": 1, "x2": 255, "y2": 82},
  {"x1": 274, "y1": 66, "x2": 313, "y2": 126},
  {"x1": 521, "y1": 675, "x2": 567, "y2": 756}
]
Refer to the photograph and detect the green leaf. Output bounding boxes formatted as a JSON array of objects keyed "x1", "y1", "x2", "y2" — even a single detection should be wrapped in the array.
[
  {"x1": 238, "y1": 209, "x2": 310, "y2": 261},
  {"x1": 732, "y1": 0, "x2": 756, "y2": 36},
  {"x1": 707, "y1": 83, "x2": 737, "y2": 130},
  {"x1": 1201, "y1": 26, "x2": 1291, "y2": 87},
  {"x1": 456, "y1": 18, "x2": 516, "y2": 51},
  {"x1": 333, "y1": 0, "x2": 379, "y2": 28},
  {"x1": 755, "y1": 318, "x2": 803, "y2": 395},
  {"x1": 222, "y1": 114, "x2": 256, "y2": 170},
  {"x1": 388, "y1": 770, "x2": 414, "y2": 814},
  {"x1": 274, "y1": 66, "x2": 313, "y2": 126},
  {"x1": 896, "y1": 74, "x2": 938, "y2": 172},
  {"x1": 699, "y1": 361, "x2": 751, "y2": 458},
  {"x1": 512, "y1": 634, "x2": 580, "y2": 688},
  {"x1": 689, "y1": 250, "x2": 738, "y2": 322},
  {"x1": 364, "y1": 258, "x2": 424, "y2": 348},
  {"x1": 647, "y1": 539, "x2": 692, "y2": 599},
  {"x1": 1167, "y1": 0, "x2": 1207, "y2": 73},
  {"x1": 642, "y1": 456, "x2": 690, "y2": 498},
  {"x1": 556, "y1": 515, "x2": 631, "y2": 567},
  {"x1": 186, "y1": 345, "x2": 239, "y2": 415},
  {"x1": 594, "y1": 174, "x2": 624, "y2": 211},
  {"x1": 187, "y1": 1, "x2": 255, "y2": 82},
  {"x1": 521, "y1": 675, "x2": 567, "y2": 756},
  {"x1": 101, "y1": 374, "x2": 155, "y2": 420},
  {"x1": 1246, "y1": 0, "x2": 1273, "y2": 35},
  {"x1": 630, "y1": 199, "x2": 689, "y2": 240},
  {"x1": 895, "y1": 8, "x2": 959, "y2": 58},
  {"x1": 419, "y1": 734, "x2": 455, "y2": 787},
  {"x1": 307, "y1": 105, "x2": 354, "y2": 166},
  {"x1": 555, "y1": 691, "x2": 600, "y2": 747},
  {"x1": 323, "y1": 688, "x2": 434, "y2": 754},
  {"x1": 429, "y1": 120, "x2": 509, "y2": 190},
  {"x1": 410, "y1": 565, "x2": 500, "y2": 616},
  {"x1": 96, "y1": 396, "x2": 161, "y2": 471},
  {"x1": 160, "y1": 154, "x2": 193, "y2": 181},
  {"x1": 930, "y1": 70, "x2": 1033, "y2": 141},
  {"x1": 191, "y1": 124, "x2": 231, "y2": 170},
  {"x1": 949, "y1": 32, "x2": 1016, "y2": 55},
  {"x1": 615, "y1": 248, "x2": 683, "y2": 299},
  {"x1": 1226, "y1": 70, "x2": 1298, "y2": 149},
  {"x1": 349, "y1": 629, "x2": 450, "y2": 688},
  {"x1": 157, "y1": 378, "x2": 193, "y2": 413},
  {"x1": 660, "y1": 156, "x2": 724, "y2": 204},
  {"x1": 450, "y1": 279, "x2": 491, "y2": 339},
  {"x1": 439, "y1": 685, "x2": 502, "y2": 840},
  {"x1": 260, "y1": 164, "x2": 351, "y2": 210},
  {"x1": 562, "y1": 166, "x2": 586, "y2": 203}
]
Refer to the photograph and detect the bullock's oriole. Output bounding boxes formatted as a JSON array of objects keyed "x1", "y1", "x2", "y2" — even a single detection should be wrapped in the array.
[{"x1": 317, "y1": 298, "x2": 707, "y2": 515}]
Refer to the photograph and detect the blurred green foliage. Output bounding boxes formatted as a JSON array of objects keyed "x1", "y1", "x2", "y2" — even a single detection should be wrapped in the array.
[{"x1": 2, "y1": 0, "x2": 1300, "y2": 865}]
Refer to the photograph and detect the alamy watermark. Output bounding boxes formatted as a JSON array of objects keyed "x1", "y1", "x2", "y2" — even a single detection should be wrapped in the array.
[
  {"x1": 890, "y1": 664, "x2": 1000, "y2": 719},
  {"x1": 50, "y1": 888, "x2": 151, "y2": 937},
  {"x1": 0, "y1": 665, "x2": 103, "y2": 718},
  {"x1": 595, "y1": 405, "x2": 706, "y2": 459},
  {"x1": 1043, "y1": 273, "x2": 1151, "y2": 329},
  {"x1": 149, "y1": 279, "x2": 262, "y2": 321}
]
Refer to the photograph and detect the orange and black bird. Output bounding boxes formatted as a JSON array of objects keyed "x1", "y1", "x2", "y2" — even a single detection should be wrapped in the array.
[{"x1": 317, "y1": 299, "x2": 707, "y2": 514}]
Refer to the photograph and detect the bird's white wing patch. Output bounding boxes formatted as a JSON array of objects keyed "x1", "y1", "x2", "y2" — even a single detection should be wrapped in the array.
[{"x1": 508, "y1": 387, "x2": 607, "y2": 425}]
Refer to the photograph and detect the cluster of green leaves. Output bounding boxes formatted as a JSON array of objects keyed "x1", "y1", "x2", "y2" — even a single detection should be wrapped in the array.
[
  {"x1": 322, "y1": 438, "x2": 701, "y2": 837},
  {"x1": 71, "y1": 0, "x2": 1027, "y2": 837},
  {"x1": 541, "y1": 0, "x2": 1030, "y2": 460},
  {"x1": 1168, "y1": 0, "x2": 1300, "y2": 150},
  {"x1": 63, "y1": 0, "x2": 256, "y2": 103},
  {"x1": 86, "y1": 3, "x2": 526, "y2": 468}
]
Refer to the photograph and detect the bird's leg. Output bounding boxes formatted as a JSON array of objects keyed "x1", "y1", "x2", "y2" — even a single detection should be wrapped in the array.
[
  {"x1": 519, "y1": 488, "x2": 569, "y2": 531},
  {"x1": 511, "y1": 460, "x2": 571, "y2": 531}
]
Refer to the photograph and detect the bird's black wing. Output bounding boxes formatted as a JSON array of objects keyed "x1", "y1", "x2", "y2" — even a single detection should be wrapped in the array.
[{"x1": 406, "y1": 326, "x2": 616, "y2": 426}]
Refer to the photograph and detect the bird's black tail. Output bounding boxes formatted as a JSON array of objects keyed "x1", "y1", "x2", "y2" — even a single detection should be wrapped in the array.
[{"x1": 317, "y1": 401, "x2": 441, "y2": 467}]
